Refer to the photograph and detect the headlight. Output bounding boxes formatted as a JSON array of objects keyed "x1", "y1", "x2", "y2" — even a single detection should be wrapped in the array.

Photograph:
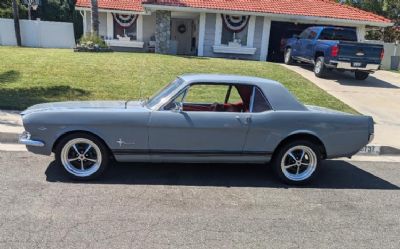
[{"x1": 19, "y1": 131, "x2": 31, "y2": 140}]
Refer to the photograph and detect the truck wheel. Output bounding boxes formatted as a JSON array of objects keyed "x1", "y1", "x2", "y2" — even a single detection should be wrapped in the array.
[
  {"x1": 355, "y1": 71, "x2": 369, "y2": 80},
  {"x1": 314, "y1": 56, "x2": 326, "y2": 78},
  {"x1": 272, "y1": 140, "x2": 321, "y2": 185},
  {"x1": 284, "y1": 48, "x2": 293, "y2": 65},
  {"x1": 55, "y1": 132, "x2": 110, "y2": 180}
]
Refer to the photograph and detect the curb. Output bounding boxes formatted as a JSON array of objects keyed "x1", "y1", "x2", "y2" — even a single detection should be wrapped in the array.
[{"x1": 1, "y1": 131, "x2": 400, "y2": 156}]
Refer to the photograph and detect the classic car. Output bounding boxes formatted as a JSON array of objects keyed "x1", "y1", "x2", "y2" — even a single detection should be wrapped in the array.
[{"x1": 19, "y1": 74, "x2": 374, "y2": 184}]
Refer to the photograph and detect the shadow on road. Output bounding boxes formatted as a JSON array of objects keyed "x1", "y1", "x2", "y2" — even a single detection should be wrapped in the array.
[
  {"x1": 45, "y1": 160, "x2": 399, "y2": 190},
  {"x1": 297, "y1": 64, "x2": 399, "y2": 89}
]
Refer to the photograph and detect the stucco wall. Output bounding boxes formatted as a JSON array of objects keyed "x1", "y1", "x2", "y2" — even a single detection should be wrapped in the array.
[
  {"x1": 143, "y1": 13, "x2": 156, "y2": 43},
  {"x1": 85, "y1": 12, "x2": 107, "y2": 37},
  {"x1": 203, "y1": 13, "x2": 264, "y2": 60}
]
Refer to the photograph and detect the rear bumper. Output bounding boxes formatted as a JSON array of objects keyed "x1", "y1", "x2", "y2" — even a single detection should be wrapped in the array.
[{"x1": 328, "y1": 60, "x2": 380, "y2": 71}]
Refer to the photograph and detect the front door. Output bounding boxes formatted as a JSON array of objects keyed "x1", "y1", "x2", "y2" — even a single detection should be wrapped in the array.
[
  {"x1": 148, "y1": 83, "x2": 251, "y2": 162},
  {"x1": 171, "y1": 19, "x2": 192, "y2": 55}
]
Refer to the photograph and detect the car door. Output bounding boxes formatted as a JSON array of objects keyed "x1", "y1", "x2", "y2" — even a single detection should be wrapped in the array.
[
  {"x1": 292, "y1": 28, "x2": 309, "y2": 58},
  {"x1": 147, "y1": 84, "x2": 251, "y2": 161},
  {"x1": 301, "y1": 28, "x2": 318, "y2": 61}
]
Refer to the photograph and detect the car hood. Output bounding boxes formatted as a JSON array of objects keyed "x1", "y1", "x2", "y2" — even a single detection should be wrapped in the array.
[{"x1": 21, "y1": 100, "x2": 144, "y2": 115}]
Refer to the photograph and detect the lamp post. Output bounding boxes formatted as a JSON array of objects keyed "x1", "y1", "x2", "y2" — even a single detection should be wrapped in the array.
[{"x1": 25, "y1": 0, "x2": 39, "y2": 20}]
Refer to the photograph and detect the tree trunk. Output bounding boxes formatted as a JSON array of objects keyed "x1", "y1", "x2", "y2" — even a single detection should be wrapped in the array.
[
  {"x1": 90, "y1": 0, "x2": 99, "y2": 36},
  {"x1": 12, "y1": 0, "x2": 22, "y2": 46}
]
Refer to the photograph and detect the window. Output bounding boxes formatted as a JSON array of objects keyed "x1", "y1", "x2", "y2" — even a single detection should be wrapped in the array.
[
  {"x1": 299, "y1": 29, "x2": 310, "y2": 39},
  {"x1": 221, "y1": 24, "x2": 248, "y2": 46},
  {"x1": 308, "y1": 30, "x2": 318, "y2": 40},
  {"x1": 185, "y1": 84, "x2": 228, "y2": 103},
  {"x1": 319, "y1": 28, "x2": 357, "y2": 41},
  {"x1": 252, "y1": 87, "x2": 270, "y2": 113},
  {"x1": 114, "y1": 19, "x2": 137, "y2": 40}
]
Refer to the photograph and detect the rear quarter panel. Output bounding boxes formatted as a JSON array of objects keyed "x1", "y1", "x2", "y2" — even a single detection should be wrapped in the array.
[{"x1": 245, "y1": 111, "x2": 370, "y2": 158}]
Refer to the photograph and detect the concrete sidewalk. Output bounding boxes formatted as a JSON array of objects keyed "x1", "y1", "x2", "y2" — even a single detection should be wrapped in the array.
[{"x1": 283, "y1": 64, "x2": 400, "y2": 150}]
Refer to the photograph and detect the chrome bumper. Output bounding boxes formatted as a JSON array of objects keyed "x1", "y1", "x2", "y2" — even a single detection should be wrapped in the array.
[
  {"x1": 19, "y1": 131, "x2": 45, "y2": 147},
  {"x1": 330, "y1": 61, "x2": 380, "y2": 71},
  {"x1": 368, "y1": 133, "x2": 375, "y2": 144}
]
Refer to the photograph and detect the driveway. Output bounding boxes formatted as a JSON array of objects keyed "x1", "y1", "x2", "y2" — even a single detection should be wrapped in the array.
[{"x1": 282, "y1": 64, "x2": 400, "y2": 149}]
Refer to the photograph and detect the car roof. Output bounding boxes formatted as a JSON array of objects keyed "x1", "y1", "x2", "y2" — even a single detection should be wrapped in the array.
[
  {"x1": 178, "y1": 74, "x2": 282, "y2": 86},
  {"x1": 178, "y1": 74, "x2": 307, "y2": 111}
]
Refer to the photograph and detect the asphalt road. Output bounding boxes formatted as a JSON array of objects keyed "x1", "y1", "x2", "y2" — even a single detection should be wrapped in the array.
[{"x1": 0, "y1": 151, "x2": 399, "y2": 249}]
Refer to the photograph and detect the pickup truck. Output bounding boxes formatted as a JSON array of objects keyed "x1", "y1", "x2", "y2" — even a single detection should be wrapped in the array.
[{"x1": 284, "y1": 26, "x2": 384, "y2": 80}]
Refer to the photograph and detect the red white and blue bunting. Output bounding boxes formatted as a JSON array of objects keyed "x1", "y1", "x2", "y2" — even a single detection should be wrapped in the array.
[
  {"x1": 112, "y1": 13, "x2": 138, "y2": 28},
  {"x1": 221, "y1": 14, "x2": 250, "y2": 32}
]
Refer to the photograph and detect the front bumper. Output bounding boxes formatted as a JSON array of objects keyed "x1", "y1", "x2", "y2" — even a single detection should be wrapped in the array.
[
  {"x1": 329, "y1": 60, "x2": 380, "y2": 71},
  {"x1": 19, "y1": 131, "x2": 45, "y2": 147}
]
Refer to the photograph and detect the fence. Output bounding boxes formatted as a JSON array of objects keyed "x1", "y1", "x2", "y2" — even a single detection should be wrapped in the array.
[
  {"x1": 365, "y1": 40, "x2": 400, "y2": 70},
  {"x1": 0, "y1": 18, "x2": 75, "y2": 48}
]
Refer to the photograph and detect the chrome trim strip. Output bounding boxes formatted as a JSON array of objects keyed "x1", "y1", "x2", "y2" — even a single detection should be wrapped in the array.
[
  {"x1": 19, "y1": 138, "x2": 45, "y2": 147},
  {"x1": 249, "y1": 86, "x2": 256, "y2": 113}
]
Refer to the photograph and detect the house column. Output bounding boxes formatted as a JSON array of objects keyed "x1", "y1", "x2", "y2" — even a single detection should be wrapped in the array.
[
  {"x1": 83, "y1": 11, "x2": 87, "y2": 35},
  {"x1": 260, "y1": 17, "x2": 271, "y2": 61},
  {"x1": 155, "y1": 10, "x2": 171, "y2": 54},
  {"x1": 106, "y1": 12, "x2": 113, "y2": 39},
  {"x1": 357, "y1": 26, "x2": 366, "y2": 42},
  {"x1": 198, "y1": 13, "x2": 206, "y2": 56}
]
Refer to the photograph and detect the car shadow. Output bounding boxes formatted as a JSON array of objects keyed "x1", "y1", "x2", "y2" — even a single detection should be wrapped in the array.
[
  {"x1": 45, "y1": 160, "x2": 399, "y2": 190},
  {"x1": 297, "y1": 64, "x2": 399, "y2": 89}
]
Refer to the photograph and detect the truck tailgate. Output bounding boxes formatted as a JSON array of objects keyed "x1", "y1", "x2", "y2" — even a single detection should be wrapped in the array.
[{"x1": 338, "y1": 41, "x2": 383, "y2": 64}]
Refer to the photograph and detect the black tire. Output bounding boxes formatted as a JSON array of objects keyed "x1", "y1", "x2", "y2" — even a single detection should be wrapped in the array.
[
  {"x1": 284, "y1": 48, "x2": 294, "y2": 65},
  {"x1": 272, "y1": 140, "x2": 321, "y2": 185},
  {"x1": 314, "y1": 56, "x2": 326, "y2": 78},
  {"x1": 354, "y1": 71, "x2": 369, "y2": 80},
  {"x1": 55, "y1": 132, "x2": 110, "y2": 180}
]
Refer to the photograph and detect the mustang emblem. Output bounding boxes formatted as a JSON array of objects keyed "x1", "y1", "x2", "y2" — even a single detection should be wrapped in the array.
[{"x1": 116, "y1": 138, "x2": 135, "y2": 147}]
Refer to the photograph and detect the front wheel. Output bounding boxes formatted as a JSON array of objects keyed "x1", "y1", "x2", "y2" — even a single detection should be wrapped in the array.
[
  {"x1": 55, "y1": 133, "x2": 110, "y2": 180},
  {"x1": 272, "y1": 140, "x2": 321, "y2": 185},
  {"x1": 284, "y1": 48, "x2": 294, "y2": 65},
  {"x1": 355, "y1": 71, "x2": 369, "y2": 80},
  {"x1": 314, "y1": 56, "x2": 326, "y2": 78}
]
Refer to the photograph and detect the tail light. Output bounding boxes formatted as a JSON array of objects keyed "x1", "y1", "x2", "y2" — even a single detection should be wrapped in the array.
[
  {"x1": 380, "y1": 49, "x2": 384, "y2": 60},
  {"x1": 331, "y1": 45, "x2": 339, "y2": 57}
]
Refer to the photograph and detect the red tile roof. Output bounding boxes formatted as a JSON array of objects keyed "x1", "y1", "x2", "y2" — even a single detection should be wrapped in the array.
[
  {"x1": 76, "y1": 0, "x2": 144, "y2": 12},
  {"x1": 76, "y1": 0, "x2": 391, "y2": 24}
]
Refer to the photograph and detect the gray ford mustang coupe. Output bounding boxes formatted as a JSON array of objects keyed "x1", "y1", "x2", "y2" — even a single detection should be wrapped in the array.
[{"x1": 19, "y1": 74, "x2": 374, "y2": 184}]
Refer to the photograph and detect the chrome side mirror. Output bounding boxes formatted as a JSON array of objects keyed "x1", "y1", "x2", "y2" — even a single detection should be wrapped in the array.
[{"x1": 172, "y1": 102, "x2": 183, "y2": 112}]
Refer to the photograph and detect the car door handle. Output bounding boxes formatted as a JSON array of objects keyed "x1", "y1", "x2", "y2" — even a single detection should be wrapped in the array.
[{"x1": 236, "y1": 116, "x2": 251, "y2": 125}]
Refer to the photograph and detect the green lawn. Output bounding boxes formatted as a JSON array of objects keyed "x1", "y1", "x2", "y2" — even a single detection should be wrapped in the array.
[{"x1": 0, "y1": 47, "x2": 356, "y2": 113}]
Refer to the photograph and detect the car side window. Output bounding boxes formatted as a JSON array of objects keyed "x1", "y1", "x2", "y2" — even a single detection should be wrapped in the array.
[
  {"x1": 252, "y1": 87, "x2": 270, "y2": 113},
  {"x1": 299, "y1": 29, "x2": 310, "y2": 39},
  {"x1": 184, "y1": 84, "x2": 228, "y2": 103},
  {"x1": 308, "y1": 30, "x2": 318, "y2": 40}
]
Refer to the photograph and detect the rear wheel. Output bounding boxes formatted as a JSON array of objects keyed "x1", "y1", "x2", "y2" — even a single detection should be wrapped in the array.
[
  {"x1": 314, "y1": 56, "x2": 326, "y2": 78},
  {"x1": 272, "y1": 140, "x2": 321, "y2": 185},
  {"x1": 355, "y1": 71, "x2": 369, "y2": 80},
  {"x1": 55, "y1": 133, "x2": 110, "y2": 180},
  {"x1": 284, "y1": 48, "x2": 294, "y2": 65}
]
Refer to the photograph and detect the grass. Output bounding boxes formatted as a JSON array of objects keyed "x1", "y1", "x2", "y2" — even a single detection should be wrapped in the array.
[{"x1": 0, "y1": 47, "x2": 356, "y2": 113}]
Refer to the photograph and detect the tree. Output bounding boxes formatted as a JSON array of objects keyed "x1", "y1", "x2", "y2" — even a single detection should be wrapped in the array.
[
  {"x1": 11, "y1": 0, "x2": 21, "y2": 46},
  {"x1": 339, "y1": 0, "x2": 400, "y2": 42},
  {"x1": 90, "y1": 0, "x2": 99, "y2": 36}
]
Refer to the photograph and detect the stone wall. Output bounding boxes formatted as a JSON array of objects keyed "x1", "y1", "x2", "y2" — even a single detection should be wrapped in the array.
[{"x1": 155, "y1": 10, "x2": 171, "y2": 54}]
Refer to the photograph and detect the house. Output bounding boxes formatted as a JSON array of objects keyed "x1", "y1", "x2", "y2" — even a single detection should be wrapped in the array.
[{"x1": 75, "y1": 0, "x2": 392, "y2": 61}]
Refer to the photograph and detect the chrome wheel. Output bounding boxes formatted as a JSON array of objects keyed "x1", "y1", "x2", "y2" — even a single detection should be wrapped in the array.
[
  {"x1": 284, "y1": 49, "x2": 291, "y2": 64},
  {"x1": 280, "y1": 145, "x2": 317, "y2": 182},
  {"x1": 60, "y1": 138, "x2": 102, "y2": 177},
  {"x1": 314, "y1": 60, "x2": 323, "y2": 74}
]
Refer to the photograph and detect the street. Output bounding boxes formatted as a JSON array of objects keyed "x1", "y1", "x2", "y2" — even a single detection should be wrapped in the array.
[{"x1": 0, "y1": 151, "x2": 399, "y2": 249}]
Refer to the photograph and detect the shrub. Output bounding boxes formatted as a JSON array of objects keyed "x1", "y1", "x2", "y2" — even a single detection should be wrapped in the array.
[{"x1": 76, "y1": 34, "x2": 110, "y2": 52}]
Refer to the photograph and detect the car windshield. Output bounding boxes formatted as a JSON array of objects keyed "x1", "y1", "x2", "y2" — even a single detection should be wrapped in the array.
[
  {"x1": 319, "y1": 28, "x2": 357, "y2": 41},
  {"x1": 145, "y1": 78, "x2": 184, "y2": 109}
]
